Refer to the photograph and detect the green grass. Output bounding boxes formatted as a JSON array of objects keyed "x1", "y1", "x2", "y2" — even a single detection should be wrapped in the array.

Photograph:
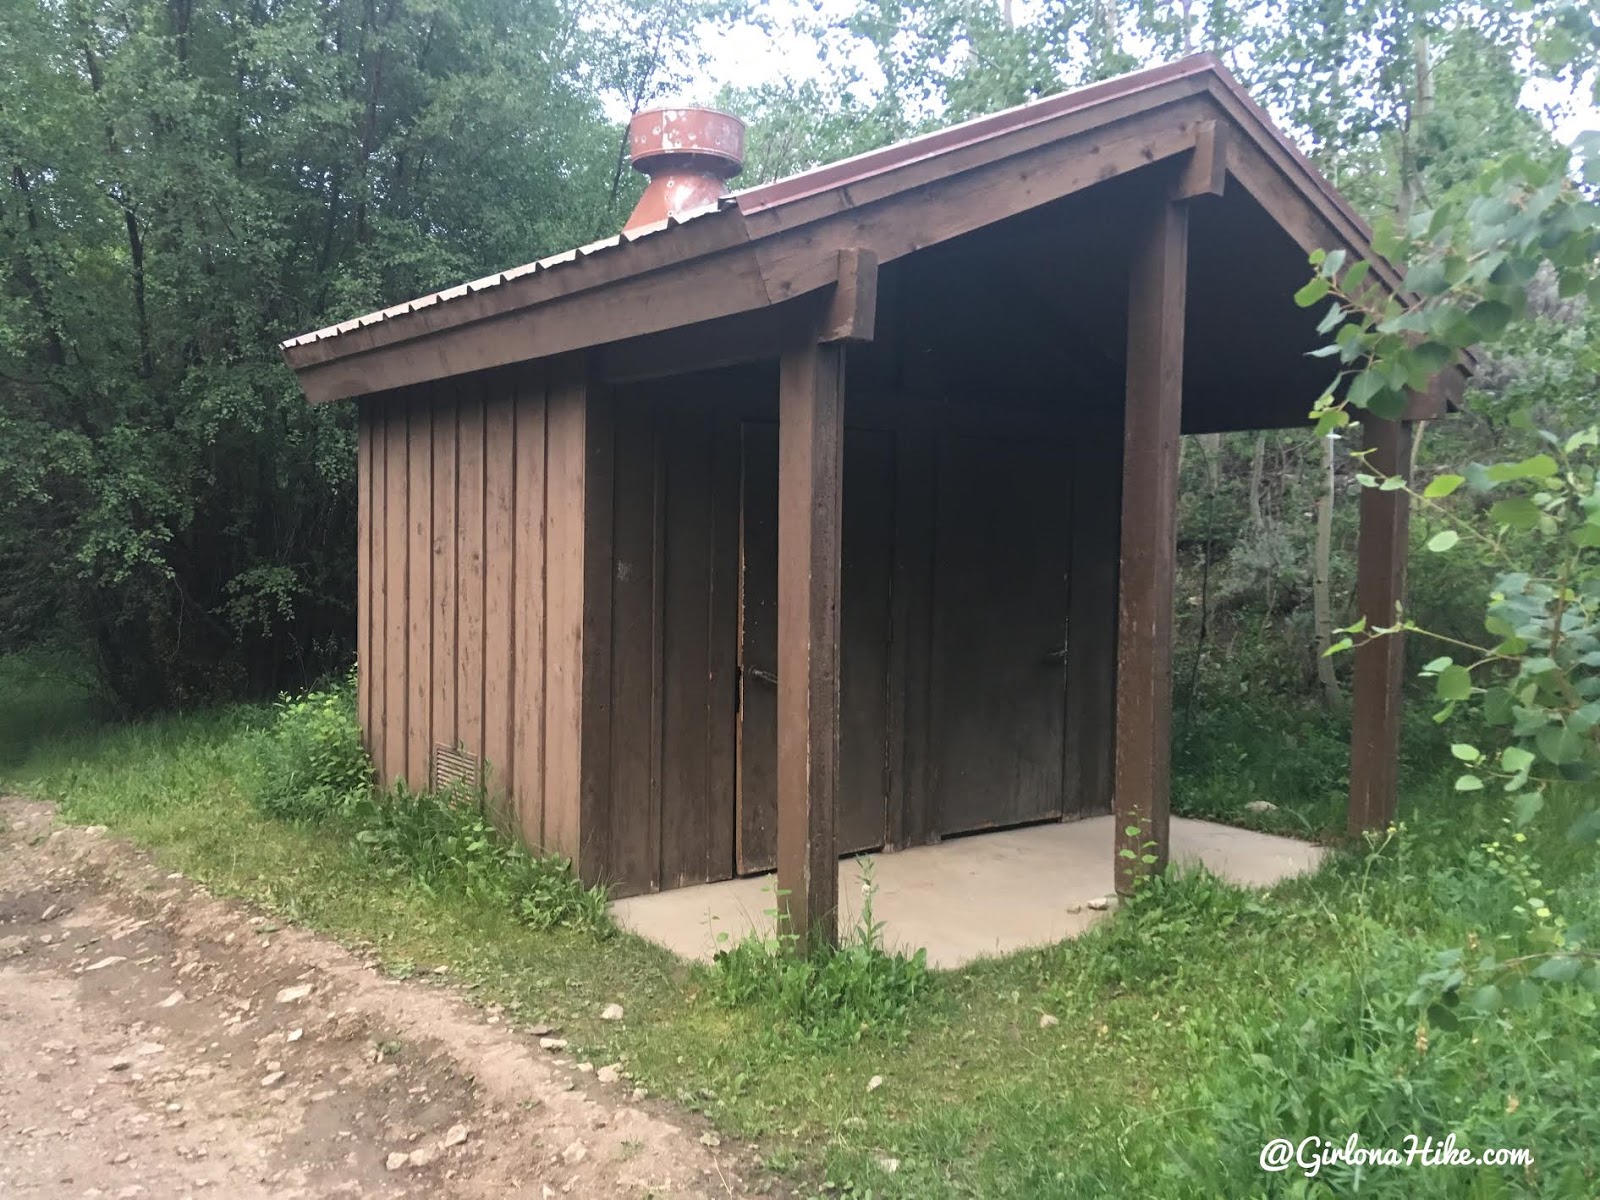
[{"x1": 3, "y1": 658, "x2": 1596, "y2": 1197}]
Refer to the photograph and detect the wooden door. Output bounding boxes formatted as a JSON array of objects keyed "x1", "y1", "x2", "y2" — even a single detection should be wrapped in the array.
[
  {"x1": 737, "y1": 422, "x2": 895, "y2": 873},
  {"x1": 930, "y1": 435, "x2": 1070, "y2": 834}
]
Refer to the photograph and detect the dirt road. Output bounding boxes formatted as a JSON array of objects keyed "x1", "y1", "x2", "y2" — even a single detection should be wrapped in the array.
[{"x1": 0, "y1": 798, "x2": 766, "y2": 1199}]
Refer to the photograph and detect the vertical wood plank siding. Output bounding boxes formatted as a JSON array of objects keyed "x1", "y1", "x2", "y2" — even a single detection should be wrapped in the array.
[
  {"x1": 483, "y1": 386, "x2": 517, "y2": 816},
  {"x1": 542, "y1": 355, "x2": 612, "y2": 872},
  {"x1": 1064, "y1": 429, "x2": 1121, "y2": 818},
  {"x1": 355, "y1": 366, "x2": 562, "y2": 855},
  {"x1": 381, "y1": 401, "x2": 407, "y2": 785},
  {"x1": 456, "y1": 381, "x2": 487, "y2": 783},
  {"x1": 405, "y1": 390, "x2": 432, "y2": 788},
  {"x1": 353, "y1": 362, "x2": 1131, "y2": 900},
  {"x1": 430, "y1": 390, "x2": 459, "y2": 768},
  {"x1": 356, "y1": 400, "x2": 373, "y2": 755},
  {"x1": 511, "y1": 364, "x2": 549, "y2": 849}
]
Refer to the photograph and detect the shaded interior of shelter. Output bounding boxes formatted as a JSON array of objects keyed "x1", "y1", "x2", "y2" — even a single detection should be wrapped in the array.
[
  {"x1": 849, "y1": 164, "x2": 1336, "y2": 434},
  {"x1": 598, "y1": 165, "x2": 1337, "y2": 898}
]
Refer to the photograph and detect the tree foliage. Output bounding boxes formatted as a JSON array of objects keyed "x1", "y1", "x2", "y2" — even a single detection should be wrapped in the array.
[{"x1": 0, "y1": 0, "x2": 682, "y2": 708}]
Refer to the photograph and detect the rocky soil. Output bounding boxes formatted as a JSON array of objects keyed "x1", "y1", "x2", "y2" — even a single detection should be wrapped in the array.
[{"x1": 0, "y1": 797, "x2": 768, "y2": 1199}]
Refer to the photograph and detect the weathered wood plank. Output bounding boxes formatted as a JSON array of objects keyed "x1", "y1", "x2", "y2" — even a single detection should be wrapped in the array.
[
  {"x1": 456, "y1": 380, "x2": 487, "y2": 771},
  {"x1": 430, "y1": 389, "x2": 459, "y2": 766},
  {"x1": 1174, "y1": 119, "x2": 1227, "y2": 200},
  {"x1": 578, "y1": 377, "x2": 615, "y2": 883},
  {"x1": 889, "y1": 428, "x2": 936, "y2": 848},
  {"x1": 405, "y1": 389, "x2": 433, "y2": 789},
  {"x1": 1348, "y1": 416, "x2": 1414, "y2": 836},
  {"x1": 596, "y1": 296, "x2": 829, "y2": 386},
  {"x1": 543, "y1": 354, "x2": 611, "y2": 879},
  {"x1": 483, "y1": 376, "x2": 517, "y2": 816},
  {"x1": 1064, "y1": 421, "x2": 1122, "y2": 817},
  {"x1": 381, "y1": 399, "x2": 407, "y2": 788},
  {"x1": 737, "y1": 421, "x2": 781, "y2": 873},
  {"x1": 706, "y1": 411, "x2": 742, "y2": 882},
  {"x1": 838, "y1": 430, "x2": 894, "y2": 853},
  {"x1": 660, "y1": 403, "x2": 715, "y2": 889},
  {"x1": 543, "y1": 363, "x2": 588, "y2": 862},
  {"x1": 776, "y1": 340, "x2": 845, "y2": 949},
  {"x1": 819, "y1": 249, "x2": 878, "y2": 344},
  {"x1": 608, "y1": 391, "x2": 662, "y2": 894},
  {"x1": 511, "y1": 364, "x2": 547, "y2": 849},
  {"x1": 356, "y1": 402, "x2": 373, "y2": 756},
  {"x1": 1113, "y1": 195, "x2": 1187, "y2": 894}
]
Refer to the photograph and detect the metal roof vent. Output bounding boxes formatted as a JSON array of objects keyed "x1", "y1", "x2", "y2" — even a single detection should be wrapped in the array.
[{"x1": 624, "y1": 106, "x2": 744, "y2": 232}]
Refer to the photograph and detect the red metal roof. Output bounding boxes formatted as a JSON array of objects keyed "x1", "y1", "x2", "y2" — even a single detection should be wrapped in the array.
[
  {"x1": 282, "y1": 52, "x2": 1442, "y2": 409},
  {"x1": 284, "y1": 54, "x2": 1375, "y2": 357}
]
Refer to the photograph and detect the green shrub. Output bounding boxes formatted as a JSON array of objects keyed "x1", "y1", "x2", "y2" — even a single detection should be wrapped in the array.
[
  {"x1": 708, "y1": 871, "x2": 930, "y2": 1045},
  {"x1": 353, "y1": 782, "x2": 613, "y2": 936},
  {"x1": 246, "y1": 676, "x2": 371, "y2": 821},
  {"x1": 1163, "y1": 818, "x2": 1600, "y2": 1197}
]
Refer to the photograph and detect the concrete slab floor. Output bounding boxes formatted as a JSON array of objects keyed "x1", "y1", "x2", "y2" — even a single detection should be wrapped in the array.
[{"x1": 611, "y1": 816, "x2": 1326, "y2": 969}]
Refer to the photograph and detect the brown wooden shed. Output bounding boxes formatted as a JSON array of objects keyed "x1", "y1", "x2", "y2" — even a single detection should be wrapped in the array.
[{"x1": 281, "y1": 54, "x2": 1463, "y2": 946}]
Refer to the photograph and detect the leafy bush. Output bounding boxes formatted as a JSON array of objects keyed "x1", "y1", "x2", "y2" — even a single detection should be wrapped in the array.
[
  {"x1": 708, "y1": 870, "x2": 930, "y2": 1045},
  {"x1": 353, "y1": 782, "x2": 612, "y2": 936},
  {"x1": 246, "y1": 677, "x2": 371, "y2": 821}
]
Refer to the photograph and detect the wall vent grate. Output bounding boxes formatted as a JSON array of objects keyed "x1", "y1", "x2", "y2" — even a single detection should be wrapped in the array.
[{"x1": 433, "y1": 745, "x2": 480, "y2": 792}]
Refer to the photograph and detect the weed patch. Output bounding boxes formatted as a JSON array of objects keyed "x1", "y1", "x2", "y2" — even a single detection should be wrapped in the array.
[
  {"x1": 244, "y1": 676, "x2": 370, "y2": 821},
  {"x1": 707, "y1": 874, "x2": 930, "y2": 1046},
  {"x1": 353, "y1": 782, "x2": 612, "y2": 936}
]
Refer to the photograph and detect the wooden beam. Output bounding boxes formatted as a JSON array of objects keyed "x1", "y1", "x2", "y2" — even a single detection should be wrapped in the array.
[
  {"x1": 1349, "y1": 416, "x2": 1414, "y2": 836},
  {"x1": 294, "y1": 247, "x2": 773, "y2": 404},
  {"x1": 819, "y1": 249, "x2": 879, "y2": 344},
  {"x1": 752, "y1": 101, "x2": 1213, "y2": 303},
  {"x1": 1174, "y1": 119, "x2": 1227, "y2": 200},
  {"x1": 595, "y1": 294, "x2": 829, "y2": 384},
  {"x1": 776, "y1": 339, "x2": 845, "y2": 949},
  {"x1": 1113, "y1": 193, "x2": 1188, "y2": 895}
]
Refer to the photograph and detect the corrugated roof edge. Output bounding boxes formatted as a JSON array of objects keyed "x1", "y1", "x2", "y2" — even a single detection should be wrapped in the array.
[
  {"x1": 282, "y1": 54, "x2": 1472, "y2": 386},
  {"x1": 278, "y1": 199, "x2": 734, "y2": 350},
  {"x1": 735, "y1": 55, "x2": 1219, "y2": 215}
]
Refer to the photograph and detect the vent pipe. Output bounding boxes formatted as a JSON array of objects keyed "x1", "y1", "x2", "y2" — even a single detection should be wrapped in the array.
[{"x1": 624, "y1": 106, "x2": 745, "y2": 232}]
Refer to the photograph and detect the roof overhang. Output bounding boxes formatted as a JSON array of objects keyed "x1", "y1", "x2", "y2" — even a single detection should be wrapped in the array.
[{"x1": 280, "y1": 54, "x2": 1468, "y2": 416}]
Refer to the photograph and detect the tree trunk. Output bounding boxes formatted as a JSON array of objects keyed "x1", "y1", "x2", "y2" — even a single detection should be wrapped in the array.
[
  {"x1": 1248, "y1": 431, "x2": 1266, "y2": 528},
  {"x1": 1313, "y1": 434, "x2": 1341, "y2": 707},
  {"x1": 1198, "y1": 431, "x2": 1222, "y2": 490}
]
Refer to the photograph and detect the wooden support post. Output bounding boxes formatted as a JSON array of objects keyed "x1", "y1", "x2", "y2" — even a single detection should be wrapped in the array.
[
  {"x1": 1113, "y1": 195, "x2": 1188, "y2": 895},
  {"x1": 775, "y1": 339, "x2": 845, "y2": 950},
  {"x1": 1348, "y1": 416, "x2": 1414, "y2": 836}
]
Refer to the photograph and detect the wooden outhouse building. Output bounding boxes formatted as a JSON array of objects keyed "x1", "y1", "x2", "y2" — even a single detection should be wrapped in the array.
[{"x1": 282, "y1": 54, "x2": 1462, "y2": 945}]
